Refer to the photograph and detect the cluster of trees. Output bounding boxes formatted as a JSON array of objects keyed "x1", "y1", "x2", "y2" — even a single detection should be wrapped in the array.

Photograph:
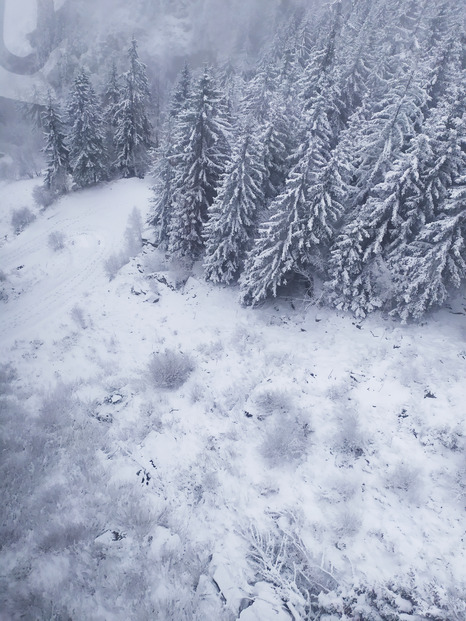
[
  {"x1": 151, "y1": 0, "x2": 465, "y2": 320},
  {"x1": 41, "y1": 39, "x2": 152, "y2": 199}
]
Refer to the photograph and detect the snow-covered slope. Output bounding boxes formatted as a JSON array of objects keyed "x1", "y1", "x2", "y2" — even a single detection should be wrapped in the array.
[{"x1": 1, "y1": 179, "x2": 465, "y2": 619}]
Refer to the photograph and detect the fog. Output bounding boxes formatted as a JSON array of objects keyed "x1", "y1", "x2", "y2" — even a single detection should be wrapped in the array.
[
  {"x1": 0, "y1": 0, "x2": 310, "y2": 178},
  {"x1": 1, "y1": 0, "x2": 307, "y2": 100}
]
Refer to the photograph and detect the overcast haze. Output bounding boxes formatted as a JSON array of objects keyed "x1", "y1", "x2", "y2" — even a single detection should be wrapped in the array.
[{"x1": 1, "y1": 0, "x2": 308, "y2": 101}]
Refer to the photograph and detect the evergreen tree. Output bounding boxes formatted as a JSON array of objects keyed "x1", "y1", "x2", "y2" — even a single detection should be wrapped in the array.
[
  {"x1": 168, "y1": 67, "x2": 231, "y2": 259},
  {"x1": 42, "y1": 94, "x2": 70, "y2": 196},
  {"x1": 260, "y1": 112, "x2": 289, "y2": 201},
  {"x1": 67, "y1": 70, "x2": 107, "y2": 188},
  {"x1": 240, "y1": 86, "x2": 347, "y2": 306},
  {"x1": 239, "y1": 135, "x2": 346, "y2": 305},
  {"x1": 169, "y1": 62, "x2": 191, "y2": 119},
  {"x1": 390, "y1": 205, "x2": 466, "y2": 321},
  {"x1": 389, "y1": 83, "x2": 466, "y2": 319},
  {"x1": 325, "y1": 217, "x2": 384, "y2": 318},
  {"x1": 102, "y1": 62, "x2": 122, "y2": 177},
  {"x1": 346, "y1": 67, "x2": 427, "y2": 208},
  {"x1": 150, "y1": 64, "x2": 192, "y2": 247},
  {"x1": 242, "y1": 60, "x2": 279, "y2": 124},
  {"x1": 239, "y1": 159, "x2": 313, "y2": 306},
  {"x1": 150, "y1": 127, "x2": 175, "y2": 246},
  {"x1": 115, "y1": 39, "x2": 153, "y2": 178},
  {"x1": 326, "y1": 72, "x2": 465, "y2": 317},
  {"x1": 204, "y1": 131, "x2": 264, "y2": 284}
]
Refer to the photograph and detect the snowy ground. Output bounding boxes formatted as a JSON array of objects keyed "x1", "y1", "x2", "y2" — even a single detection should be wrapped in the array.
[{"x1": 1, "y1": 178, "x2": 465, "y2": 620}]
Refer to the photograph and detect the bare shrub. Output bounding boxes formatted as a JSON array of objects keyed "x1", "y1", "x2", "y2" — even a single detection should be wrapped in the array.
[
  {"x1": 47, "y1": 230, "x2": 66, "y2": 251},
  {"x1": 196, "y1": 339, "x2": 224, "y2": 361},
  {"x1": 143, "y1": 250, "x2": 166, "y2": 274},
  {"x1": 148, "y1": 350, "x2": 195, "y2": 390},
  {"x1": 261, "y1": 412, "x2": 312, "y2": 467},
  {"x1": 11, "y1": 207, "x2": 36, "y2": 234}
]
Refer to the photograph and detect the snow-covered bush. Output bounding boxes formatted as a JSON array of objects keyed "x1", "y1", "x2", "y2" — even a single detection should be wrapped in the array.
[
  {"x1": 104, "y1": 209, "x2": 144, "y2": 280},
  {"x1": 385, "y1": 461, "x2": 423, "y2": 503},
  {"x1": 254, "y1": 388, "x2": 292, "y2": 417},
  {"x1": 190, "y1": 382, "x2": 204, "y2": 403},
  {"x1": 32, "y1": 184, "x2": 55, "y2": 208},
  {"x1": 148, "y1": 349, "x2": 195, "y2": 390},
  {"x1": 260, "y1": 411, "x2": 312, "y2": 467},
  {"x1": 331, "y1": 509, "x2": 362, "y2": 545},
  {"x1": 167, "y1": 256, "x2": 191, "y2": 289},
  {"x1": 0, "y1": 363, "x2": 16, "y2": 395},
  {"x1": 11, "y1": 207, "x2": 36, "y2": 234},
  {"x1": 334, "y1": 409, "x2": 366, "y2": 457},
  {"x1": 38, "y1": 382, "x2": 76, "y2": 432},
  {"x1": 245, "y1": 522, "x2": 338, "y2": 618},
  {"x1": 104, "y1": 251, "x2": 128, "y2": 280},
  {"x1": 47, "y1": 230, "x2": 66, "y2": 251}
]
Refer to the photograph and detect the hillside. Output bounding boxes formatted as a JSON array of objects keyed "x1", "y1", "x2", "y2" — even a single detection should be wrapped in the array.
[{"x1": 1, "y1": 178, "x2": 465, "y2": 619}]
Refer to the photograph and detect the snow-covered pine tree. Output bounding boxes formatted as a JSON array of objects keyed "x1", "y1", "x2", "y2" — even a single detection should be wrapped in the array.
[
  {"x1": 149, "y1": 65, "x2": 192, "y2": 247},
  {"x1": 260, "y1": 111, "x2": 290, "y2": 202},
  {"x1": 240, "y1": 81, "x2": 347, "y2": 306},
  {"x1": 239, "y1": 155, "x2": 314, "y2": 306},
  {"x1": 217, "y1": 58, "x2": 244, "y2": 121},
  {"x1": 347, "y1": 66, "x2": 427, "y2": 209},
  {"x1": 298, "y1": 0, "x2": 345, "y2": 108},
  {"x1": 67, "y1": 69, "x2": 107, "y2": 188},
  {"x1": 390, "y1": 205, "x2": 466, "y2": 321},
  {"x1": 115, "y1": 39, "x2": 153, "y2": 178},
  {"x1": 323, "y1": 49, "x2": 429, "y2": 315},
  {"x1": 102, "y1": 62, "x2": 122, "y2": 178},
  {"x1": 169, "y1": 62, "x2": 191, "y2": 119},
  {"x1": 333, "y1": 0, "x2": 379, "y2": 122},
  {"x1": 242, "y1": 60, "x2": 279, "y2": 124},
  {"x1": 325, "y1": 134, "x2": 433, "y2": 316},
  {"x1": 149, "y1": 126, "x2": 175, "y2": 247},
  {"x1": 325, "y1": 218, "x2": 382, "y2": 318},
  {"x1": 420, "y1": 87, "x2": 466, "y2": 220},
  {"x1": 167, "y1": 66, "x2": 231, "y2": 259},
  {"x1": 204, "y1": 131, "x2": 264, "y2": 284},
  {"x1": 325, "y1": 22, "x2": 466, "y2": 319},
  {"x1": 42, "y1": 93, "x2": 70, "y2": 196},
  {"x1": 389, "y1": 80, "x2": 466, "y2": 319}
]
